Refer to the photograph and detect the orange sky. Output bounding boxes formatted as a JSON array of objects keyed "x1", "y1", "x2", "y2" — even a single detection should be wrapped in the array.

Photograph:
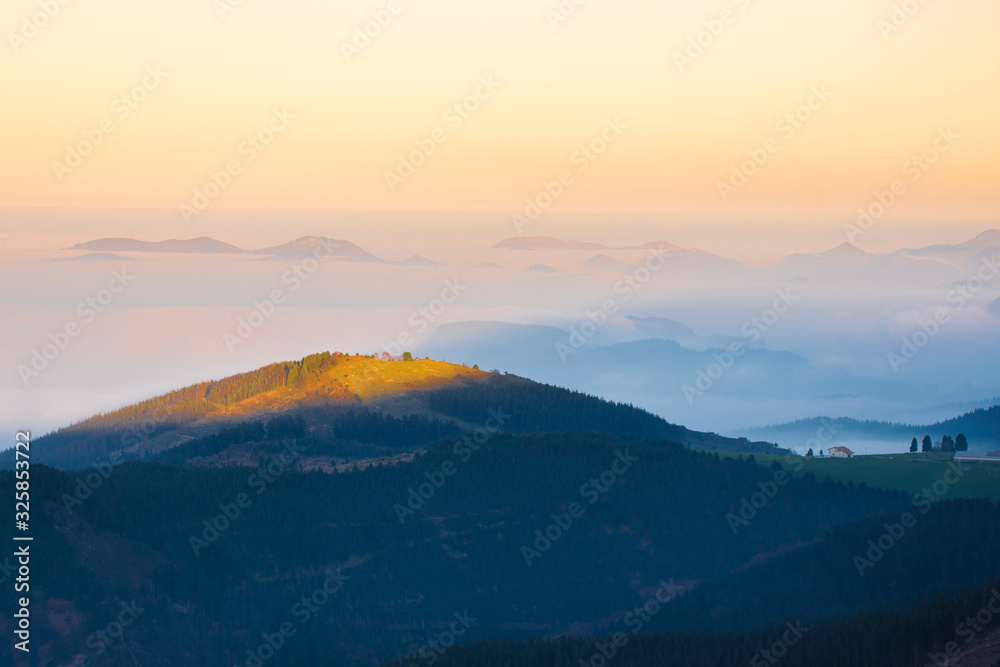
[{"x1": 2, "y1": 0, "x2": 998, "y2": 225}]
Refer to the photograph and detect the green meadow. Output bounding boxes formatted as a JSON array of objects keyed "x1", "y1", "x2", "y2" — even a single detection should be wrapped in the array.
[{"x1": 713, "y1": 451, "x2": 1000, "y2": 501}]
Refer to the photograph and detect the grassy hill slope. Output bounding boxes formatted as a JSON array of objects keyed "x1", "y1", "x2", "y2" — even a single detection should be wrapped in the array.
[{"x1": 720, "y1": 451, "x2": 1000, "y2": 501}]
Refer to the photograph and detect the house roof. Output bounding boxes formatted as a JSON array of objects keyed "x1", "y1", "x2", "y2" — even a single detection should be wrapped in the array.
[{"x1": 830, "y1": 446, "x2": 853, "y2": 454}]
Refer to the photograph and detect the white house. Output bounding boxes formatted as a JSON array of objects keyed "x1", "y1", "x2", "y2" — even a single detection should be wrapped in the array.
[{"x1": 829, "y1": 446, "x2": 854, "y2": 459}]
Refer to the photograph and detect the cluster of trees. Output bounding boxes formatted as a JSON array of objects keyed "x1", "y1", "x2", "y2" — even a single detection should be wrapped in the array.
[
  {"x1": 153, "y1": 415, "x2": 307, "y2": 465},
  {"x1": 47, "y1": 382, "x2": 215, "y2": 434},
  {"x1": 374, "y1": 351, "x2": 478, "y2": 368},
  {"x1": 205, "y1": 363, "x2": 289, "y2": 405},
  {"x1": 28, "y1": 353, "x2": 351, "y2": 468},
  {"x1": 909, "y1": 433, "x2": 969, "y2": 452},
  {"x1": 378, "y1": 351, "x2": 416, "y2": 361},
  {"x1": 51, "y1": 350, "x2": 344, "y2": 435},
  {"x1": 927, "y1": 405, "x2": 1000, "y2": 442},
  {"x1": 150, "y1": 410, "x2": 462, "y2": 465},
  {"x1": 283, "y1": 351, "x2": 339, "y2": 388}
]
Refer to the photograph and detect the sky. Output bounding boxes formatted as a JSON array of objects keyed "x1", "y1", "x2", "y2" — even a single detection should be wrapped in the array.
[
  {"x1": 2, "y1": 0, "x2": 999, "y2": 238},
  {"x1": 2, "y1": 0, "x2": 999, "y2": 449}
]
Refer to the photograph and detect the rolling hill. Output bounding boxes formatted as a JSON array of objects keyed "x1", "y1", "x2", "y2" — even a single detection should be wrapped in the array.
[
  {"x1": 739, "y1": 404, "x2": 1000, "y2": 452},
  {"x1": 252, "y1": 236, "x2": 381, "y2": 261},
  {"x1": 492, "y1": 237, "x2": 685, "y2": 252},
  {"x1": 65, "y1": 235, "x2": 381, "y2": 261},
  {"x1": 777, "y1": 242, "x2": 963, "y2": 285},
  {"x1": 895, "y1": 228, "x2": 1000, "y2": 269},
  {"x1": 26, "y1": 352, "x2": 787, "y2": 470},
  {"x1": 69, "y1": 236, "x2": 245, "y2": 253}
]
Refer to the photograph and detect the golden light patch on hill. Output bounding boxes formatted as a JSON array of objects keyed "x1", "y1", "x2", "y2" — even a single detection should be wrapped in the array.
[
  {"x1": 67, "y1": 355, "x2": 490, "y2": 461},
  {"x1": 208, "y1": 385, "x2": 310, "y2": 416},
  {"x1": 207, "y1": 356, "x2": 485, "y2": 411},
  {"x1": 326, "y1": 357, "x2": 487, "y2": 402}
]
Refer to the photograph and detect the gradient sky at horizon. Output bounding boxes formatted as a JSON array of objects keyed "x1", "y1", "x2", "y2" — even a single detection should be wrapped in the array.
[{"x1": 3, "y1": 0, "x2": 998, "y2": 236}]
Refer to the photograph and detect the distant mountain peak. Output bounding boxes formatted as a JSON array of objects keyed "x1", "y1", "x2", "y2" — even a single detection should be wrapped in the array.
[
  {"x1": 54, "y1": 252, "x2": 133, "y2": 262},
  {"x1": 819, "y1": 243, "x2": 872, "y2": 260},
  {"x1": 67, "y1": 234, "x2": 385, "y2": 263},
  {"x1": 494, "y1": 237, "x2": 686, "y2": 252},
  {"x1": 254, "y1": 236, "x2": 380, "y2": 262},
  {"x1": 621, "y1": 240, "x2": 685, "y2": 251},
  {"x1": 583, "y1": 254, "x2": 624, "y2": 269},
  {"x1": 968, "y1": 229, "x2": 1000, "y2": 246},
  {"x1": 69, "y1": 237, "x2": 245, "y2": 254},
  {"x1": 895, "y1": 229, "x2": 1000, "y2": 260},
  {"x1": 528, "y1": 263, "x2": 558, "y2": 273}
]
